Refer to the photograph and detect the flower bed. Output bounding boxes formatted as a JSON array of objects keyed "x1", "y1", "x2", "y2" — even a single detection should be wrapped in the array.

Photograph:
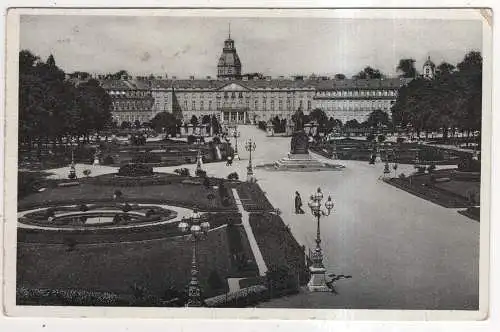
[
  {"x1": 20, "y1": 204, "x2": 177, "y2": 229},
  {"x1": 249, "y1": 212, "x2": 308, "y2": 285},
  {"x1": 384, "y1": 177, "x2": 476, "y2": 208},
  {"x1": 18, "y1": 211, "x2": 242, "y2": 244}
]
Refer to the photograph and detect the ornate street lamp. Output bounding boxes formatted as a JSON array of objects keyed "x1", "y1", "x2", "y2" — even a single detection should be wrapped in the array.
[
  {"x1": 307, "y1": 187, "x2": 335, "y2": 292},
  {"x1": 245, "y1": 138, "x2": 257, "y2": 183},
  {"x1": 178, "y1": 210, "x2": 210, "y2": 307},
  {"x1": 195, "y1": 137, "x2": 204, "y2": 174},
  {"x1": 232, "y1": 127, "x2": 240, "y2": 160}
]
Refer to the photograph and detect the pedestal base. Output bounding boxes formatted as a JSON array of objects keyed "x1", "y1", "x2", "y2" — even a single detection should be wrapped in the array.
[
  {"x1": 307, "y1": 266, "x2": 330, "y2": 292},
  {"x1": 247, "y1": 174, "x2": 257, "y2": 183}
]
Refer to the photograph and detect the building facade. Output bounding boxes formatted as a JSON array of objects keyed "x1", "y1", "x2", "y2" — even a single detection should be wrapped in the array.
[{"x1": 99, "y1": 34, "x2": 416, "y2": 125}]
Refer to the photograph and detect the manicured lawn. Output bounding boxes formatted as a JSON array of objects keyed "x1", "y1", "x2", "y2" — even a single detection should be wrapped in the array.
[
  {"x1": 384, "y1": 176, "x2": 477, "y2": 209},
  {"x1": 17, "y1": 226, "x2": 236, "y2": 301}
]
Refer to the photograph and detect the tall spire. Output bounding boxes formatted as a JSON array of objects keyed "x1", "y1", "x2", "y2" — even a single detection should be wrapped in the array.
[{"x1": 228, "y1": 22, "x2": 231, "y2": 39}]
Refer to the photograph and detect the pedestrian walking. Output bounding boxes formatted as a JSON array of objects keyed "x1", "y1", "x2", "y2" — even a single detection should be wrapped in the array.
[{"x1": 294, "y1": 191, "x2": 305, "y2": 214}]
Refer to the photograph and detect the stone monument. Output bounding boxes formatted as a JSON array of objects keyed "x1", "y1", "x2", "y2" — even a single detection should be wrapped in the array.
[{"x1": 255, "y1": 112, "x2": 344, "y2": 172}]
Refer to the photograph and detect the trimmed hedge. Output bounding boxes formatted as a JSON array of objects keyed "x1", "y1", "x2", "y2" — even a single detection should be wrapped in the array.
[{"x1": 88, "y1": 172, "x2": 186, "y2": 187}]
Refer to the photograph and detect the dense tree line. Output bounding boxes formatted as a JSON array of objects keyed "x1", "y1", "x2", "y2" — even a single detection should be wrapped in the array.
[
  {"x1": 391, "y1": 51, "x2": 482, "y2": 140},
  {"x1": 19, "y1": 50, "x2": 112, "y2": 150}
]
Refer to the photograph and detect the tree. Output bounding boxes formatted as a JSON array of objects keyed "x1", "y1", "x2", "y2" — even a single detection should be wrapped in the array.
[
  {"x1": 120, "y1": 121, "x2": 131, "y2": 129},
  {"x1": 345, "y1": 119, "x2": 360, "y2": 128},
  {"x1": 190, "y1": 115, "x2": 199, "y2": 126},
  {"x1": 201, "y1": 115, "x2": 211, "y2": 124},
  {"x1": 211, "y1": 114, "x2": 221, "y2": 134},
  {"x1": 334, "y1": 73, "x2": 346, "y2": 80},
  {"x1": 353, "y1": 66, "x2": 385, "y2": 79},
  {"x1": 366, "y1": 109, "x2": 390, "y2": 128},
  {"x1": 391, "y1": 51, "x2": 482, "y2": 142},
  {"x1": 396, "y1": 59, "x2": 417, "y2": 78},
  {"x1": 134, "y1": 119, "x2": 141, "y2": 129},
  {"x1": 436, "y1": 62, "x2": 455, "y2": 77},
  {"x1": 309, "y1": 108, "x2": 328, "y2": 133},
  {"x1": 457, "y1": 51, "x2": 482, "y2": 73}
]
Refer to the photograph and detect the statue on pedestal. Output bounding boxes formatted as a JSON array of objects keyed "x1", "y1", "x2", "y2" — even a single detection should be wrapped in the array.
[{"x1": 290, "y1": 109, "x2": 309, "y2": 155}]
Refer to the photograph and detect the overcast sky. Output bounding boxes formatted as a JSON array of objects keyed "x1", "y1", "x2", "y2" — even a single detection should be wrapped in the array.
[{"x1": 19, "y1": 15, "x2": 483, "y2": 78}]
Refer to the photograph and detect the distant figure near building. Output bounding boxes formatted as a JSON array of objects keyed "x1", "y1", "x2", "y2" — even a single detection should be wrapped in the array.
[{"x1": 295, "y1": 191, "x2": 305, "y2": 214}]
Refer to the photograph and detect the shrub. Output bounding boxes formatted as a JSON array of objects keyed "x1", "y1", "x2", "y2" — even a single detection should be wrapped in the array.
[
  {"x1": 377, "y1": 134, "x2": 386, "y2": 143},
  {"x1": 122, "y1": 203, "x2": 132, "y2": 212},
  {"x1": 79, "y1": 204, "x2": 89, "y2": 212},
  {"x1": 174, "y1": 168, "x2": 190, "y2": 177},
  {"x1": 131, "y1": 152, "x2": 161, "y2": 164},
  {"x1": 415, "y1": 165, "x2": 426, "y2": 174},
  {"x1": 117, "y1": 163, "x2": 154, "y2": 177},
  {"x1": 227, "y1": 172, "x2": 239, "y2": 181},
  {"x1": 187, "y1": 135, "x2": 205, "y2": 145},
  {"x1": 366, "y1": 134, "x2": 375, "y2": 142},
  {"x1": 399, "y1": 173, "x2": 406, "y2": 179},
  {"x1": 102, "y1": 155, "x2": 115, "y2": 165},
  {"x1": 68, "y1": 171, "x2": 77, "y2": 180},
  {"x1": 44, "y1": 208, "x2": 55, "y2": 219},
  {"x1": 196, "y1": 169, "x2": 207, "y2": 178},
  {"x1": 458, "y1": 156, "x2": 481, "y2": 172},
  {"x1": 427, "y1": 164, "x2": 436, "y2": 173},
  {"x1": 83, "y1": 169, "x2": 92, "y2": 177},
  {"x1": 114, "y1": 189, "x2": 123, "y2": 199}
]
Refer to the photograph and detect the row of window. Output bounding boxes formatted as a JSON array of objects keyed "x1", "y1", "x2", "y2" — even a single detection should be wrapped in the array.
[
  {"x1": 109, "y1": 90, "x2": 152, "y2": 97},
  {"x1": 176, "y1": 91, "x2": 311, "y2": 99},
  {"x1": 316, "y1": 89, "x2": 397, "y2": 97},
  {"x1": 181, "y1": 99, "x2": 312, "y2": 111},
  {"x1": 113, "y1": 102, "x2": 152, "y2": 111}
]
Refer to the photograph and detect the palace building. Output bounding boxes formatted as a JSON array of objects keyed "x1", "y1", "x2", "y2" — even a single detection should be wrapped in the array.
[{"x1": 97, "y1": 31, "x2": 415, "y2": 125}]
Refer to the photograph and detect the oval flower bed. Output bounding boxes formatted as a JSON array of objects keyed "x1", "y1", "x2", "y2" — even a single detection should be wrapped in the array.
[{"x1": 20, "y1": 203, "x2": 177, "y2": 229}]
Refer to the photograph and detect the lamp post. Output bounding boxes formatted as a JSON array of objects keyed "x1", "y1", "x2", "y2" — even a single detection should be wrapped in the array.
[
  {"x1": 195, "y1": 137, "x2": 204, "y2": 174},
  {"x1": 245, "y1": 138, "x2": 257, "y2": 183},
  {"x1": 178, "y1": 210, "x2": 210, "y2": 307},
  {"x1": 232, "y1": 127, "x2": 240, "y2": 160},
  {"x1": 307, "y1": 187, "x2": 335, "y2": 292},
  {"x1": 68, "y1": 148, "x2": 76, "y2": 179}
]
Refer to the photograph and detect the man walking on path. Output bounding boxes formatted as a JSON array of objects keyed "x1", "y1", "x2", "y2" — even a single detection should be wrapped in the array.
[{"x1": 294, "y1": 191, "x2": 305, "y2": 214}]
